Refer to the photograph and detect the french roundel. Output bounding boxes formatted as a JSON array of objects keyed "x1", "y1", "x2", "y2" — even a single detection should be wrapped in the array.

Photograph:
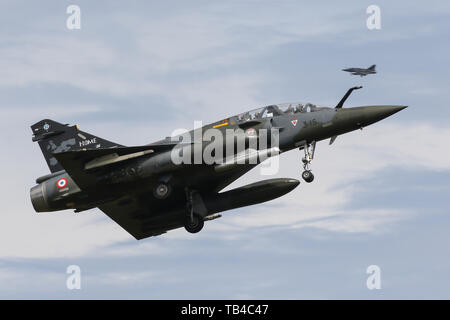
[
  {"x1": 56, "y1": 178, "x2": 68, "y2": 189},
  {"x1": 246, "y1": 128, "x2": 256, "y2": 136}
]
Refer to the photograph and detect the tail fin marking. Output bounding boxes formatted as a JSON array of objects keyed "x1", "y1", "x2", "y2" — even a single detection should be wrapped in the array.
[{"x1": 31, "y1": 119, "x2": 123, "y2": 173}]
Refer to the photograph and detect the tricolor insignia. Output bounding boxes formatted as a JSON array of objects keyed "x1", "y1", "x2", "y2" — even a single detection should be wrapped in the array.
[
  {"x1": 246, "y1": 128, "x2": 256, "y2": 136},
  {"x1": 56, "y1": 178, "x2": 68, "y2": 189}
]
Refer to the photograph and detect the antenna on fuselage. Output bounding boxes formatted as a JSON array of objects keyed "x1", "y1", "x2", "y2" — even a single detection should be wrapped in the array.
[{"x1": 335, "y1": 86, "x2": 362, "y2": 109}]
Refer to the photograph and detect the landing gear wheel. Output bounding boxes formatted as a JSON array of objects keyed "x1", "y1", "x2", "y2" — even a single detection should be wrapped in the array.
[
  {"x1": 302, "y1": 170, "x2": 314, "y2": 183},
  {"x1": 153, "y1": 183, "x2": 171, "y2": 199},
  {"x1": 184, "y1": 214, "x2": 204, "y2": 233}
]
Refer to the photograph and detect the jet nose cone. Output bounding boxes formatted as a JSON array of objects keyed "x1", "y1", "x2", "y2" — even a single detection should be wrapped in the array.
[
  {"x1": 380, "y1": 105, "x2": 408, "y2": 115},
  {"x1": 362, "y1": 105, "x2": 407, "y2": 125}
]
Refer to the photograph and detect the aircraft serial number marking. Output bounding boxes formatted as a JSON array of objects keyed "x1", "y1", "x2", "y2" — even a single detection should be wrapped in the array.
[
  {"x1": 79, "y1": 138, "x2": 97, "y2": 147},
  {"x1": 303, "y1": 119, "x2": 319, "y2": 128}
]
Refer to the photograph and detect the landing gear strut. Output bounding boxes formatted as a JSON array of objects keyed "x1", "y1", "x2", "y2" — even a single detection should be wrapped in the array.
[
  {"x1": 301, "y1": 141, "x2": 315, "y2": 183},
  {"x1": 184, "y1": 188, "x2": 204, "y2": 233}
]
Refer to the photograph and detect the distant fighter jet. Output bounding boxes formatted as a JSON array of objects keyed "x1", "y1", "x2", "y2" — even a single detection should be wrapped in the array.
[
  {"x1": 342, "y1": 64, "x2": 376, "y2": 77},
  {"x1": 30, "y1": 86, "x2": 405, "y2": 239}
]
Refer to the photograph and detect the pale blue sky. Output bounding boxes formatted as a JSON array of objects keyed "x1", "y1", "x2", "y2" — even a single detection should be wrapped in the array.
[{"x1": 0, "y1": 0, "x2": 449, "y2": 299}]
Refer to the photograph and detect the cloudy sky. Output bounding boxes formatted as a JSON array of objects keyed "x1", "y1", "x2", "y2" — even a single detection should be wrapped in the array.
[{"x1": 0, "y1": 0, "x2": 449, "y2": 299}]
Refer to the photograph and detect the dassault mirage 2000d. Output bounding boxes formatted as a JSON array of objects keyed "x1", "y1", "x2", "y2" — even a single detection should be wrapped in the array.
[
  {"x1": 30, "y1": 86, "x2": 406, "y2": 239},
  {"x1": 342, "y1": 64, "x2": 377, "y2": 77}
]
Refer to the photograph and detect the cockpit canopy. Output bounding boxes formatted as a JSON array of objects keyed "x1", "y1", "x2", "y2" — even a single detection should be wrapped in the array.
[{"x1": 235, "y1": 103, "x2": 331, "y2": 121}]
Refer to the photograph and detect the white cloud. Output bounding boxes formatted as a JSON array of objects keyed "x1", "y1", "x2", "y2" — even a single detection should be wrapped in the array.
[
  {"x1": 0, "y1": 266, "x2": 64, "y2": 296},
  {"x1": 0, "y1": 2, "x2": 359, "y2": 99},
  {"x1": 93, "y1": 270, "x2": 158, "y2": 286},
  {"x1": 130, "y1": 5, "x2": 357, "y2": 72}
]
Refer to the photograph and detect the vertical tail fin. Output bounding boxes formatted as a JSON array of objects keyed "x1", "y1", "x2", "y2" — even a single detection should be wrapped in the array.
[
  {"x1": 31, "y1": 119, "x2": 123, "y2": 173},
  {"x1": 368, "y1": 64, "x2": 376, "y2": 71}
]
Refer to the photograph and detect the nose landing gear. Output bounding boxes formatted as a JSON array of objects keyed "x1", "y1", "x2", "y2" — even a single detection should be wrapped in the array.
[{"x1": 301, "y1": 141, "x2": 316, "y2": 183}]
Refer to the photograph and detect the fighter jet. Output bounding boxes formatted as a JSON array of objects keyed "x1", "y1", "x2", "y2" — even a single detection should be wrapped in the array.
[
  {"x1": 342, "y1": 64, "x2": 377, "y2": 77},
  {"x1": 30, "y1": 86, "x2": 406, "y2": 239}
]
